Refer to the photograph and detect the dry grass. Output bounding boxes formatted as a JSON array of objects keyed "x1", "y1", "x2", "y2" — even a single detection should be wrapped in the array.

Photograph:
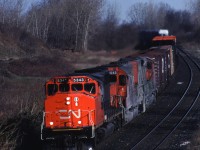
[
  {"x1": 56, "y1": 48, "x2": 135, "y2": 70},
  {"x1": 0, "y1": 77, "x2": 45, "y2": 119},
  {"x1": 0, "y1": 75, "x2": 45, "y2": 149},
  {"x1": 0, "y1": 120, "x2": 19, "y2": 150},
  {"x1": 7, "y1": 56, "x2": 74, "y2": 77},
  {"x1": 0, "y1": 23, "x2": 51, "y2": 60}
]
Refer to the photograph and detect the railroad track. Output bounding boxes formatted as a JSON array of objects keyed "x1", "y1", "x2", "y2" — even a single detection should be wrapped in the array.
[{"x1": 131, "y1": 48, "x2": 200, "y2": 150}]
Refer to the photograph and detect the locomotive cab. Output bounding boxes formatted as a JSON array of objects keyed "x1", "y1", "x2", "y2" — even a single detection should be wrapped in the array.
[
  {"x1": 108, "y1": 67, "x2": 127, "y2": 107},
  {"x1": 42, "y1": 75, "x2": 104, "y2": 142}
]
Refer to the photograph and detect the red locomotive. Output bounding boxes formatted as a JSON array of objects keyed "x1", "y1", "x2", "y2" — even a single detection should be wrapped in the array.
[{"x1": 41, "y1": 33, "x2": 177, "y2": 149}]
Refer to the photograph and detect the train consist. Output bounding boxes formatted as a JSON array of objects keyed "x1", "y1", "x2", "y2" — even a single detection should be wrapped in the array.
[{"x1": 41, "y1": 30, "x2": 177, "y2": 149}]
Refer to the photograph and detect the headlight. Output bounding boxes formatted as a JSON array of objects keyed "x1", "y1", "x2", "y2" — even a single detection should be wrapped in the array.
[
  {"x1": 66, "y1": 97, "x2": 70, "y2": 100},
  {"x1": 50, "y1": 122, "x2": 54, "y2": 126},
  {"x1": 66, "y1": 101, "x2": 70, "y2": 105}
]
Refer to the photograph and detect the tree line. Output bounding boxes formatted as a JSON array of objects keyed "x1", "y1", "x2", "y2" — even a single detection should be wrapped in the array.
[{"x1": 0, "y1": 0, "x2": 199, "y2": 52}]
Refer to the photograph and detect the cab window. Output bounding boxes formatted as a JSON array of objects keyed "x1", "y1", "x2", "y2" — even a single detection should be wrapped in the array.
[
  {"x1": 59, "y1": 83, "x2": 70, "y2": 92},
  {"x1": 119, "y1": 75, "x2": 126, "y2": 86},
  {"x1": 72, "y1": 84, "x2": 83, "y2": 91},
  {"x1": 147, "y1": 62, "x2": 152, "y2": 69},
  {"x1": 84, "y1": 83, "x2": 96, "y2": 94},
  {"x1": 109, "y1": 75, "x2": 117, "y2": 83},
  {"x1": 47, "y1": 84, "x2": 58, "y2": 96}
]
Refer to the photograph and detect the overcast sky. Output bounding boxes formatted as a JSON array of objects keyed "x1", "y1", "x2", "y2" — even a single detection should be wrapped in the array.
[{"x1": 107, "y1": 0, "x2": 189, "y2": 21}]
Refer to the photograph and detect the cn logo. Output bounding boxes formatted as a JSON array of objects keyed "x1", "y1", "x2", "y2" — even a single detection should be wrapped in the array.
[{"x1": 68, "y1": 109, "x2": 81, "y2": 119}]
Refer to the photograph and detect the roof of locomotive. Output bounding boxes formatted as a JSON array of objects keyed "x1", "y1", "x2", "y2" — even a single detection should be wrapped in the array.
[
  {"x1": 75, "y1": 64, "x2": 121, "y2": 75},
  {"x1": 72, "y1": 55, "x2": 145, "y2": 84},
  {"x1": 65, "y1": 71, "x2": 109, "y2": 84},
  {"x1": 75, "y1": 54, "x2": 143, "y2": 74}
]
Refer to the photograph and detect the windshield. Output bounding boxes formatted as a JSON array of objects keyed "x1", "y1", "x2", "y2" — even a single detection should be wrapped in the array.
[
  {"x1": 47, "y1": 82, "x2": 96, "y2": 96},
  {"x1": 59, "y1": 83, "x2": 70, "y2": 92},
  {"x1": 47, "y1": 84, "x2": 58, "y2": 96},
  {"x1": 71, "y1": 83, "x2": 96, "y2": 94},
  {"x1": 119, "y1": 75, "x2": 126, "y2": 86},
  {"x1": 109, "y1": 75, "x2": 117, "y2": 83},
  {"x1": 72, "y1": 84, "x2": 83, "y2": 91},
  {"x1": 84, "y1": 83, "x2": 96, "y2": 94}
]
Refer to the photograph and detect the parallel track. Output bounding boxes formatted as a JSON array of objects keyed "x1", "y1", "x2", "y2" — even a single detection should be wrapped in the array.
[{"x1": 131, "y1": 48, "x2": 200, "y2": 150}]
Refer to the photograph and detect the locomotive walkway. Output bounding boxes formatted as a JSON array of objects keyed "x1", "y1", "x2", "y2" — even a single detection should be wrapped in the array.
[{"x1": 96, "y1": 48, "x2": 200, "y2": 150}]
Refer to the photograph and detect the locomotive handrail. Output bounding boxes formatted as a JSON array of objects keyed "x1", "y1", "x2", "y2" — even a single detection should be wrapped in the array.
[{"x1": 41, "y1": 111, "x2": 45, "y2": 140}]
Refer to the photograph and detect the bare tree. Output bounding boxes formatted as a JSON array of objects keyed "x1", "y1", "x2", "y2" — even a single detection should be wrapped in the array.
[
  {"x1": 66, "y1": 0, "x2": 104, "y2": 52},
  {"x1": 24, "y1": 0, "x2": 104, "y2": 52},
  {"x1": 25, "y1": 1, "x2": 52, "y2": 41},
  {"x1": 0, "y1": 0, "x2": 7, "y2": 24},
  {"x1": 128, "y1": 2, "x2": 148, "y2": 26},
  {"x1": 156, "y1": 3, "x2": 171, "y2": 28},
  {"x1": 128, "y1": 2, "x2": 171, "y2": 29},
  {"x1": 191, "y1": 0, "x2": 200, "y2": 26},
  {"x1": 0, "y1": 0, "x2": 25, "y2": 26},
  {"x1": 102, "y1": 2, "x2": 120, "y2": 49}
]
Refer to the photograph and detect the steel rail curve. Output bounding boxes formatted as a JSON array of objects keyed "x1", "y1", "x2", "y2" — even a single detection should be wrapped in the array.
[
  {"x1": 153, "y1": 48, "x2": 200, "y2": 150},
  {"x1": 131, "y1": 48, "x2": 200, "y2": 150}
]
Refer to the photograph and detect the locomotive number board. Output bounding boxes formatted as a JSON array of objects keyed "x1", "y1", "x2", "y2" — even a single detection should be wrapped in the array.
[
  {"x1": 57, "y1": 78, "x2": 68, "y2": 83},
  {"x1": 73, "y1": 78, "x2": 85, "y2": 82}
]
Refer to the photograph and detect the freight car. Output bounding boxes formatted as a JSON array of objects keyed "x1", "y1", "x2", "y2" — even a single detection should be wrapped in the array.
[
  {"x1": 41, "y1": 38, "x2": 176, "y2": 149},
  {"x1": 136, "y1": 29, "x2": 169, "y2": 50}
]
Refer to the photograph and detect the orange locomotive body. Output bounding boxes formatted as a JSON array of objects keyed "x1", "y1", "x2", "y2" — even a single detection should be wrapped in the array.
[
  {"x1": 42, "y1": 75, "x2": 105, "y2": 142},
  {"x1": 44, "y1": 76, "x2": 104, "y2": 129}
]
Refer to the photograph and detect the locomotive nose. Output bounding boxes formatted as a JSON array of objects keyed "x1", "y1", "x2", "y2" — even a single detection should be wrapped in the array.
[{"x1": 53, "y1": 95, "x2": 82, "y2": 128}]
